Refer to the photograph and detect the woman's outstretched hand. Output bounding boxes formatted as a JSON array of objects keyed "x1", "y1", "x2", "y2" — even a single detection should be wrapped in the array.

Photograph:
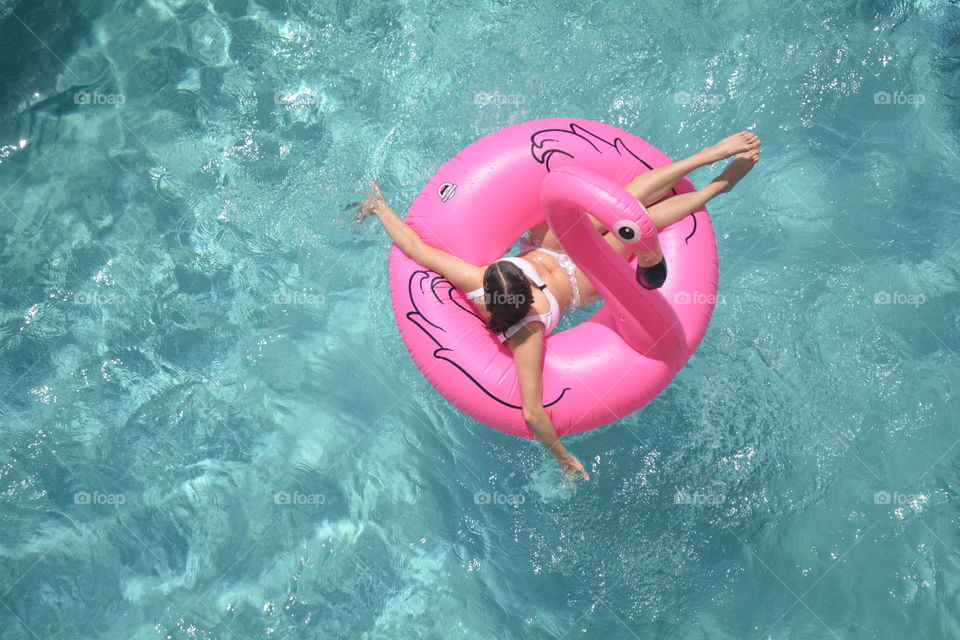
[
  {"x1": 356, "y1": 179, "x2": 387, "y2": 223},
  {"x1": 558, "y1": 453, "x2": 590, "y2": 482}
]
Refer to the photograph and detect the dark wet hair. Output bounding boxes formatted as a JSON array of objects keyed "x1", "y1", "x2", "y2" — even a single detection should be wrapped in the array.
[{"x1": 482, "y1": 261, "x2": 532, "y2": 333}]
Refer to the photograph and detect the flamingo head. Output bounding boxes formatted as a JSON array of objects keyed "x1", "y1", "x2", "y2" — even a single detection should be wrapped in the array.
[{"x1": 608, "y1": 218, "x2": 667, "y2": 289}]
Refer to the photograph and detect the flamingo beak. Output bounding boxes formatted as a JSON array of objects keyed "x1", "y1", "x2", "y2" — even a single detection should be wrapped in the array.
[
  {"x1": 636, "y1": 246, "x2": 662, "y2": 268},
  {"x1": 636, "y1": 257, "x2": 667, "y2": 290},
  {"x1": 635, "y1": 241, "x2": 667, "y2": 289}
]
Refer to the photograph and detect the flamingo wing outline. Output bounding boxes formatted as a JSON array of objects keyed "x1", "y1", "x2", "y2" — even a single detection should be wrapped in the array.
[{"x1": 404, "y1": 268, "x2": 571, "y2": 410}]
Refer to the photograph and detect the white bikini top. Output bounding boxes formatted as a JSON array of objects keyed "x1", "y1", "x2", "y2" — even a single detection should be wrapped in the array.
[{"x1": 465, "y1": 257, "x2": 560, "y2": 342}]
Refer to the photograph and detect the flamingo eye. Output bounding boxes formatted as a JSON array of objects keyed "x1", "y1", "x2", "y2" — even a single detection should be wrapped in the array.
[{"x1": 613, "y1": 220, "x2": 642, "y2": 244}]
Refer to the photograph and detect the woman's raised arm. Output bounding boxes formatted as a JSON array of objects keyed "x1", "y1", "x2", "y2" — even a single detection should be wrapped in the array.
[
  {"x1": 357, "y1": 180, "x2": 483, "y2": 293},
  {"x1": 356, "y1": 180, "x2": 427, "y2": 258}
]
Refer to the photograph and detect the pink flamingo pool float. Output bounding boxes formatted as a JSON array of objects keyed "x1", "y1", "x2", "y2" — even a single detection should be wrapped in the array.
[{"x1": 388, "y1": 118, "x2": 719, "y2": 438}]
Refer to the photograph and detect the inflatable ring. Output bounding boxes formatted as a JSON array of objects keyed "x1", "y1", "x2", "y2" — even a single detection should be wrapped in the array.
[{"x1": 389, "y1": 118, "x2": 719, "y2": 438}]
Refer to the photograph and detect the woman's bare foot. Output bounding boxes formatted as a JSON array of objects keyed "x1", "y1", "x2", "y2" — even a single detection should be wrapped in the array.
[
  {"x1": 702, "y1": 131, "x2": 761, "y2": 163},
  {"x1": 711, "y1": 149, "x2": 759, "y2": 193}
]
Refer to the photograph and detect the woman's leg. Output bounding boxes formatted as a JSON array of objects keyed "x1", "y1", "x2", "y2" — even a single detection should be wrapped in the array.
[
  {"x1": 646, "y1": 150, "x2": 759, "y2": 230},
  {"x1": 574, "y1": 150, "x2": 759, "y2": 305},
  {"x1": 625, "y1": 131, "x2": 761, "y2": 206},
  {"x1": 530, "y1": 135, "x2": 761, "y2": 251},
  {"x1": 646, "y1": 186, "x2": 724, "y2": 230},
  {"x1": 625, "y1": 153, "x2": 712, "y2": 206}
]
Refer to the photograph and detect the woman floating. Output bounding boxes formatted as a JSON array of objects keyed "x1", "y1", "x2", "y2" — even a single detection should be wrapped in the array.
[{"x1": 356, "y1": 128, "x2": 760, "y2": 481}]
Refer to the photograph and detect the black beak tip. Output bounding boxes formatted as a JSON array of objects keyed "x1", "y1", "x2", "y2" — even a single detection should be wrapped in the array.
[{"x1": 636, "y1": 258, "x2": 667, "y2": 290}]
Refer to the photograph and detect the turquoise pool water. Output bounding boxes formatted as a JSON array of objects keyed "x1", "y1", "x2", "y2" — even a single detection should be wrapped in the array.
[{"x1": 1, "y1": 1, "x2": 959, "y2": 638}]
